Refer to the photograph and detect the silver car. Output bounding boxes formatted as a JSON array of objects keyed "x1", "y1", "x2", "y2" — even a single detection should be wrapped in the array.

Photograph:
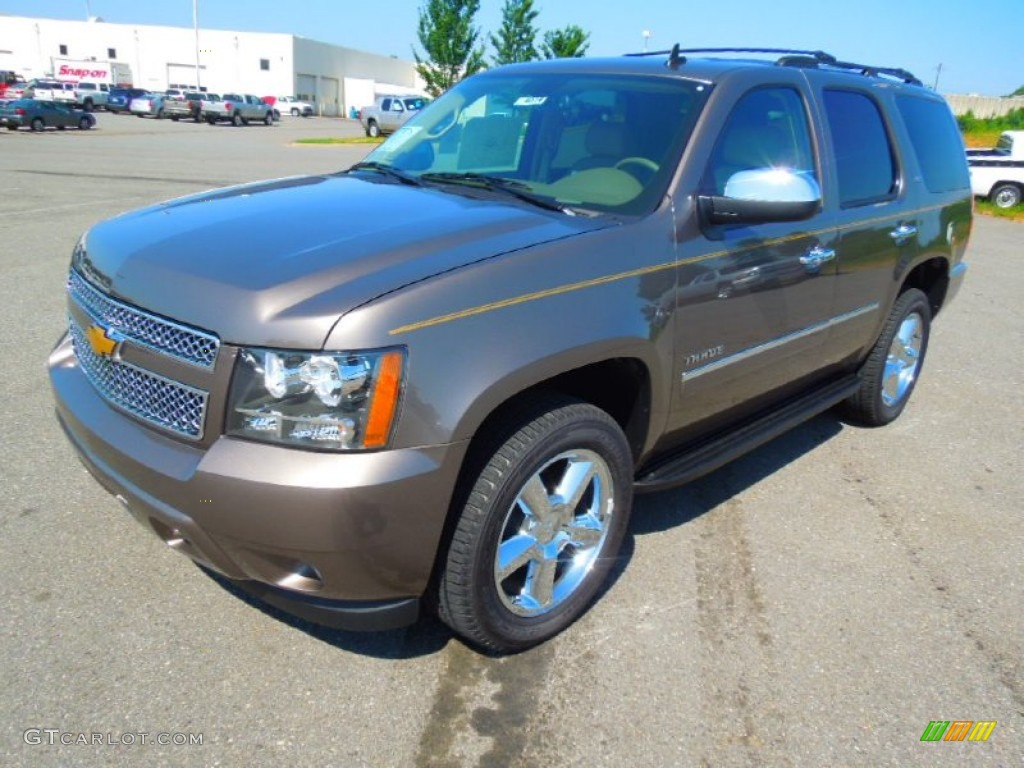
[{"x1": 129, "y1": 93, "x2": 166, "y2": 118}]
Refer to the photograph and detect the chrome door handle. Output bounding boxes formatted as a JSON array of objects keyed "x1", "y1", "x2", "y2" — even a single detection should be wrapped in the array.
[
  {"x1": 799, "y1": 246, "x2": 836, "y2": 272},
  {"x1": 889, "y1": 223, "x2": 918, "y2": 245}
]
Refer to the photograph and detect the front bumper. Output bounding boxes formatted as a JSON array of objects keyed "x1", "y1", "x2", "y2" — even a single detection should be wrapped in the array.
[{"x1": 49, "y1": 332, "x2": 468, "y2": 631}]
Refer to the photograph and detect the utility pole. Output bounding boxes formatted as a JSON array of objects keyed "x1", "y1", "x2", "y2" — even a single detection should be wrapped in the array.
[
  {"x1": 642, "y1": 30, "x2": 651, "y2": 53},
  {"x1": 933, "y1": 62, "x2": 942, "y2": 92},
  {"x1": 193, "y1": 0, "x2": 202, "y2": 90}
]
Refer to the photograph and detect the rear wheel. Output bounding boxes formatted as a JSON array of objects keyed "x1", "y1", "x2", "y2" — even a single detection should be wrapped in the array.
[
  {"x1": 264, "y1": 111, "x2": 273, "y2": 126},
  {"x1": 79, "y1": 116, "x2": 92, "y2": 130},
  {"x1": 30, "y1": 117, "x2": 44, "y2": 132},
  {"x1": 990, "y1": 183, "x2": 1022, "y2": 209},
  {"x1": 231, "y1": 112, "x2": 243, "y2": 127},
  {"x1": 83, "y1": 99, "x2": 94, "y2": 112},
  {"x1": 842, "y1": 288, "x2": 931, "y2": 426},
  {"x1": 437, "y1": 396, "x2": 633, "y2": 653}
]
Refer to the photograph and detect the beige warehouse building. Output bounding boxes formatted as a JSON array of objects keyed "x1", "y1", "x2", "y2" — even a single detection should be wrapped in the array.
[{"x1": 0, "y1": 14, "x2": 421, "y2": 116}]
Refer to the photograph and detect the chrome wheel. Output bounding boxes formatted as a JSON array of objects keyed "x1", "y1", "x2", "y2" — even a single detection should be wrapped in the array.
[
  {"x1": 881, "y1": 311, "x2": 923, "y2": 407},
  {"x1": 494, "y1": 449, "x2": 614, "y2": 617},
  {"x1": 991, "y1": 183, "x2": 1021, "y2": 209}
]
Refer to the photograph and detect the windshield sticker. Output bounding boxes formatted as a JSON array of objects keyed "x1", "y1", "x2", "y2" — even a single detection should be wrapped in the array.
[{"x1": 514, "y1": 96, "x2": 547, "y2": 107}]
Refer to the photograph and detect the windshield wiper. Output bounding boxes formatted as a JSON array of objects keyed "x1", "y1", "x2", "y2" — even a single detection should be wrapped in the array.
[
  {"x1": 418, "y1": 172, "x2": 574, "y2": 215},
  {"x1": 348, "y1": 161, "x2": 422, "y2": 186}
]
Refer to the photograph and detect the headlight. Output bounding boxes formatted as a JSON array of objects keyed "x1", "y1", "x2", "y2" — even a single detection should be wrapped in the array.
[{"x1": 227, "y1": 347, "x2": 405, "y2": 451}]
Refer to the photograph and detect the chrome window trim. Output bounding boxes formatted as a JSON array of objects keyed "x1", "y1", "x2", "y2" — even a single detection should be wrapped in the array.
[{"x1": 681, "y1": 303, "x2": 879, "y2": 382}]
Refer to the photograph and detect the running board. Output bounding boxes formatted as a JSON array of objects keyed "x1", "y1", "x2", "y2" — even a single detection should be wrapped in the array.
[{"x1": 634, "y1": 375, "x2": 860, "y2": 493}]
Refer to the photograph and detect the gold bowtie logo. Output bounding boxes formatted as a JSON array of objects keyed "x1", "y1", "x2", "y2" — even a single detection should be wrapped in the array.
[{"x1": 86, "y1": 324, "x2": 119, "y2": 357}]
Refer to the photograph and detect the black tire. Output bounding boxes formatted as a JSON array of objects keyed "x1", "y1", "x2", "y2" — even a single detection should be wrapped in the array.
[
  {"x1": 437, "y1": 396, "x2": 633, "y2": 653},
  {"x1": 232, "y1": 112, "x2": 243, "y2": 127},
  {"x1": 841, "y1": 288, "x2": 931, "y2": 426},
  {"x1": 30, "y1": 117, "x2": 44, "y2": 132},
  {"x1": 367, "y1": 120, "x2": 380, "y2": 138},
  {"x1": 264, "y1": 111, "x2": 273, "y2": 126},
  {"x1": 990, "y1": 182, "x2": 1022, "y2": 209},
  {"x1": 83, "y1": 99, "x2": 94, "y2": 112},
  {"x1": 79, "y1": 117, "x2": 91, "y2": 130},
  {"x1": 57, "y1": 125, "x2": 66, "y2": 131},
  {"x1": 291, "y1": 107, "x2": 299, "y2": 117},
  {"x1": 6, "y1": 125, "x2": 17, "y2": 131},
  {"x1": 207, "y1": 116, "x2": 216, "y2": 125}
]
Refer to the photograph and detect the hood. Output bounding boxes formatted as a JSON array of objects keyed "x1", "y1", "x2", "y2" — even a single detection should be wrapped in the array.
[{"x1": 77, "y1": 174, "x2": 610, "y2": 349}]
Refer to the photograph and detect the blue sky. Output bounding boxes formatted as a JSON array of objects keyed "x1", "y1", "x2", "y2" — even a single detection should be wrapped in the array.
[{"x1": 2, "y1": 0, "x2": 1022, "y2": 96}]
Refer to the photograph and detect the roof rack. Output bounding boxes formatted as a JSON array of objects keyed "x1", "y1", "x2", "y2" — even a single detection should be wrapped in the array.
[{"x1": 624, "y1": 47, "x2": 922, "y2": 86}]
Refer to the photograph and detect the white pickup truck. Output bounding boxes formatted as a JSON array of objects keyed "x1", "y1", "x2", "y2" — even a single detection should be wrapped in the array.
[
  {"x1": 967, "y1": 130, "x2": 1024, "y2": 208},
  {"x1": 203, "y1": 93, "x2": 274, "y2": 126}
]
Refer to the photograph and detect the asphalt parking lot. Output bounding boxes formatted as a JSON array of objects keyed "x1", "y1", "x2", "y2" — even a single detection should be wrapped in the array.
[{"x1": 0, "y1": 112, "x2": 1021, "y2": 767}]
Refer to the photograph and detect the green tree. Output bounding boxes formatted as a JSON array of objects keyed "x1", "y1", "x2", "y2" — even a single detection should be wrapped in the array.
[
  {"x1": 1009, "y1": 85, "x2": 1024, "y2": 97},
  {"x1": 540, "y1": 25, "x2": 590, "y2": 59},
  {"x1": 490, "y1": 0, "x2": 540, "y2": 66},
  {"x1": 413, "y1": 0, "x2": 486, "y2": 97}
]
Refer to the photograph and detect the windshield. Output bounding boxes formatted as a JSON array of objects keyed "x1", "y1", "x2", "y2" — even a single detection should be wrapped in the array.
[{"x1": 361, "y1": 71, "x2": 708, "y2": 215}]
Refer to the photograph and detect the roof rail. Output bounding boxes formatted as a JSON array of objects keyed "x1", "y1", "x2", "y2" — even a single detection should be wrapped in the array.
[{"x1": 623, "y1": 46, "x2": 922, "y2": 86}]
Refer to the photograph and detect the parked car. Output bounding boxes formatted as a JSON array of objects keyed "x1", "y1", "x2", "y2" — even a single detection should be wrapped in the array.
[
  {"x1": 22, "y1": 79, "x2": 73, "y2": 103},
  {"x1": 203, "y1": 93, "x2": 274, "y2": 126},
  {"x1": 164, "y1": 91, "x2": 204, "y2": 122},
  {"x1": 0, "y1": 99, "x2": 95, "y2": 131},
  {"x1": 74, "y1": 82, "x2": 110, "y2": 111},
  {"x1": 0, "y1": 70, "x2": 27, "y2": 100},
  {"x1": 274, "y1": 96, "x2": 314, "y2": 117},
  {"x1": 129, "y1": 93, "x2": 167, "y2": 118},
  {"x1": 48, "y1": 48, "x2": 971, "y2": 653},
  {"x1": 358, "y1": 94, "x2": 429, "y2": 137},
  {"x1": 967, "y1": 130, "x2": 1024, "y2": 208},
  {"x1": 107, "y1": 87, "x2": 147, "y2": 114}
]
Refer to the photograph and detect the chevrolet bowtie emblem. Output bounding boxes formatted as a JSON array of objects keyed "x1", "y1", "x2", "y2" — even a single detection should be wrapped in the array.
[{"x1": 86, "y1": 324, "x2": 120, "y2": 358}]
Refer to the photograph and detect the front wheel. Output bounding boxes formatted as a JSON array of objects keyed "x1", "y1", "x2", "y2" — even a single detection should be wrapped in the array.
[
  {"x1": 264, "y1": 112, "x2": 273, "y2": 126},
  {"x1": 79, "y1": 117, "x2": 92, "y2": 130},
  {"x1": 437, "y1": 396, "x2": 633, "y2": 653},
  {"x1": 841, "y1": 288, "x2": 931, "y2": 426},
  {"x1": 990, "y1": 183, "x2": 1022, "y2": 209},
  {"x1": 30, "y1": 117, "x2": 44, "y2": 132},
  {"x1": 367, "y1": 120, "x2": 380, "y2": 138}
]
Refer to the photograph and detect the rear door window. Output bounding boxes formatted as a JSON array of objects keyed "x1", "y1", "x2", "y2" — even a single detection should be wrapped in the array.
[{"x1": 823, "y1": 90, "x2": 898, "y2": 207}]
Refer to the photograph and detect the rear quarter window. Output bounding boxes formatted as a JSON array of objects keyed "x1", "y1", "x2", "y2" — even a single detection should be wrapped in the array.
[{"x1": 895, "y1": 95, "x2": 970, "y2": 193}]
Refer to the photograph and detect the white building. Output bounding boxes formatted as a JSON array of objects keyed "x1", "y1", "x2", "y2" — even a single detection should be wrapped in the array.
[{"x1": 0, "y1": 14, "x2": 421, "y2": 116}]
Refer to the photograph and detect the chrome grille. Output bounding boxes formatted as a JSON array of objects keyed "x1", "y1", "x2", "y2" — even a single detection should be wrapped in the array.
[
  {"x1": 67, "y1": 269, "x2": 219, "y2": 369},
  {"x1": 69, "y1": 319, "x2": 208, "y2": 439}
]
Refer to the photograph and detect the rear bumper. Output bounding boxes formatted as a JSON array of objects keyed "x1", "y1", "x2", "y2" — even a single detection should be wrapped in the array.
[{"x1": 49, "y1": 332, "x2": 468, "y2": 631}]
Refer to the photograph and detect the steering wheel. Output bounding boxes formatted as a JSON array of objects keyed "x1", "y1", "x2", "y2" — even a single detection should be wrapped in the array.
[{"x1": 615, "y1": 157, "x2": 659, "y2": 173}]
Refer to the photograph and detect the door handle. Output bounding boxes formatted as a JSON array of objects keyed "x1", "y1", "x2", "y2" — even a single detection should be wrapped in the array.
[
  {"x1": 799, "y1": 246, "x2": 836, "y2": 272},
  {"x1": 889, "y1": 223, "x2": 918, "y2": 245}
]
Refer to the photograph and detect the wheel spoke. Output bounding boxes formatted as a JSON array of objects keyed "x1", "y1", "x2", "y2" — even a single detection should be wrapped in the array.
[
  {"x1": 566, "y1": 515, "x2": 604, "y2": 549},
  {"x1": 555, "y1": 458, "x2": 597, "y2": 511},
  {"x1": 524, "y1": 557, "x2": 558, "y2": 608},
  {"x1": 518, "y1": 475, "x2": 553, "y2": 522},
  {"x1": 496, "y1": 534, "x2": 538, "y2": 580}
]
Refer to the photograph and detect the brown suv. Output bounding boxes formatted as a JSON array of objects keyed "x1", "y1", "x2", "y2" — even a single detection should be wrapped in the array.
[{"x1": 49, "y1": 48, "x2": 971, "y2": 653}]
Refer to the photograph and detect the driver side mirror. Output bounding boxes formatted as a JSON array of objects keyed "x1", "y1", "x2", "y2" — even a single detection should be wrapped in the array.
[{"x1": 698, "y1": 168, "x2": 821, "y2": 226}]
